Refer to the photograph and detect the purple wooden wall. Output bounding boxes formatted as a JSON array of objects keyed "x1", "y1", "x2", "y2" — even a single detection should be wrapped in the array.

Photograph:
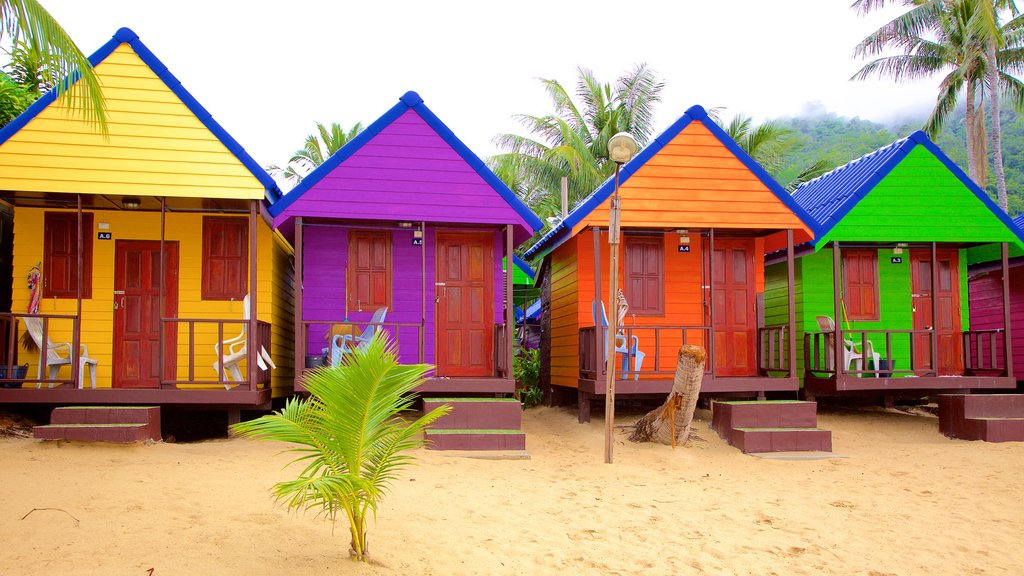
[
  {"x1": 274, "y1": 109, "x2": 532, "y2": 243},
  {"x1": 969, "y1": 265, "x2": 1024, "y2": 378},
  {"x1": 302, "y1": 225, "x2": 505, "y2": 367}
]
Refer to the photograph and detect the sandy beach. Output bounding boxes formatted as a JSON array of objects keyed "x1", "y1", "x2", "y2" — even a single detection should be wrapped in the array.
[{"x1": 1, "y1": 404, "x2": 1022, "y2": 576}]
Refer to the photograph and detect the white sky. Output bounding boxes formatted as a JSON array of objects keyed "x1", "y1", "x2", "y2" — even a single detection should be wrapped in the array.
[{"x1": 41, "y1": 0, "x2": 936, "y2": 182}]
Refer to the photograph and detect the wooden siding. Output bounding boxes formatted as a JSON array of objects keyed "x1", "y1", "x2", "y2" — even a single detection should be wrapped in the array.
[
  {"x1": 969, "y1": 266, "x2": 1023, "y2": 377},
  {"x1": 0, "y1": 45, "x2": 265, "y2": 199},
  {"x1": 300, "y1": 225, "x2": 504, "y2": 367},
  {"x1": 821, "y1": 146, "x2": 1022, "y2": 246},
  {"x1": 12, "y1": 208, "x2": 283, "y2": 388},
  {"x1": 764, "y1": 257, "x2": 802, "y2": 372},
  {"x1": 548, "y1": 237, "x2": 580, "y2": 388},
  {"x1": 778, "y1": 248, "x2": 969, "y2": 379},
  {"x1": 268, "y1": 229, "x2": 295, "y2": 398},
  {"x1": 273, "y1": 110, "x2": 531, "y2": 232},
  {"x1": 573, "y1": 121, "x2": 810, "y2": 235}
]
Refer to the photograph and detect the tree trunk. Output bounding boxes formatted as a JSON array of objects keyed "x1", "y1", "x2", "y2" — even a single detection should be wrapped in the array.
[
  {"x1": 987, "y1": 42, "x2": 1009, "y2": 212},
  {"x1": 629, "y1": 345, "x2": 706, "y2": 446},
  {"x1": 974, "y1": 97, "x2": 988, "y2": 187},
  {"x1": 966, "y1": 81, "x2": 978, "y2": 184}
]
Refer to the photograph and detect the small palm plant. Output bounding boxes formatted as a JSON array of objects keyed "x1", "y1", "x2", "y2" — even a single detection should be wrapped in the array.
[{"x1": 231, "y1": 334, "x2": 449, "y2": 561}]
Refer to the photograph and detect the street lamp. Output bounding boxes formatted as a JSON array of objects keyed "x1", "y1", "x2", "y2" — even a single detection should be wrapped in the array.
[{"x1": 604, "y1": 131, "x2": 638, "y2": 464}]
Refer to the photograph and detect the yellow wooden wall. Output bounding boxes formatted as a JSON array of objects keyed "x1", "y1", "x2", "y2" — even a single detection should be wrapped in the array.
[
  {"x1": 548, "y1": 229, "x2": 766, "y2": 389},
  {"x1": 12, "y1": 207, "x2": 293, "y2": 395},
  {"x1": 0, "y1": 44, "x2": 265, "y2": 200}
]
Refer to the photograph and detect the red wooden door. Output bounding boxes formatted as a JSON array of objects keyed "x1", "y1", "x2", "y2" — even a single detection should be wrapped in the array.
[
  {"x1": 712, "y1": 238, "x2": 757, "y2": 376},
  {"x1": 436, "y1": 232, "x2": 493, "y2": 377},
  {"x1": 910, "y1": 249, "x2": 963, "y2": 375},
  {"x1": 114, "y1": 241, "x2": 178, "y2": 388}
]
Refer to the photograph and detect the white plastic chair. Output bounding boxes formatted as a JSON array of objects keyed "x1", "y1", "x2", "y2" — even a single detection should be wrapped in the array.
[
  {"x1": 338, "y1": 307, "x2": 388, "y2": 352},
  {"x1": 22, "y1": 316, "x2": 97, "y2": 389},
  {"x1": 815, "y1": 315, "x2": 880, "y2": 377},
  {"x1": 593, "y1": 300, "x2": 645, "y2": 380},
  {"x1": 212, "y1": 295, "x2": 276, "y2": 389}
]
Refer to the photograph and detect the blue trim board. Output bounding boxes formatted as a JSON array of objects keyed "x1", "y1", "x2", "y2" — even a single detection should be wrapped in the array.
[
  {"x1": 1014, "y1": 214, "x2": 1024, "y2": 232},
  {"x1": 512, "y1": 254, "x2": 535, "y2": 279},
  {"x1": 523, "y1": 104, "x2": 817, "y2": 259},
  {"x1": 0, "y1": 28, "x2": 281, "y2": 202},
  {"x1": 792, "y1": 131, "x2": 1024, "y2": 248},
  {"x1": 269, "y1": 91, "x2": 543, "y2": 234}
]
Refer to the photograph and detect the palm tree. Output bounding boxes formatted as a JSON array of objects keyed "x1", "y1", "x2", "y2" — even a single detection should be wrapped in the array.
[
  {"x1": 852, "y1": 0, "x2": 1023, "y2": 210},
  {"x1": 268, "y1": 121, "x2": 363, "y2": 187},
  {"x1": 719, "y1": 115, "x2": 835, "y2": 191},
  {"x1": 1, "y1": 0, "x2": 106, "y2": 130},
  {"x1": 231, "y1": 334, "x2": 450, "y2": 562},
  {"x1": 490, "y1": 64, "x2": 664, "y2": 222}
]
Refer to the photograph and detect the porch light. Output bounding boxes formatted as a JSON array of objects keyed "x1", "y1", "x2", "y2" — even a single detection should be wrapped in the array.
[
  {"x1": 608, "y1": 132, "x2": 639, "y2": 164},
  {"x1": 398, "y1": 221, "x2": 413, "y2": 228},
  {"x1": 122, "y1": 197, "x2": 141, "y2": 210}
]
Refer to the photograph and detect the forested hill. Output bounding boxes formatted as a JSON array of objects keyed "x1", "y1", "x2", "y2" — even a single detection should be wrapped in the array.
[{"x1": 773, "y1": 107, "x2": 1024, "y2": 217}]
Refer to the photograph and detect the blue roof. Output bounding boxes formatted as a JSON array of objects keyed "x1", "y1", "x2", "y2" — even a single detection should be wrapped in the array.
[
  {"x1": 791, "y1": 130, "x2": 1024, "y2": 247},
  {"x1": 267, "y1": 91, "x2": 543, "y2": 234},
  {"x1": 513, "y1": 255, "x2": 535, "y2": 279},
  {"x1": 523, "y1": 104, "x2": 815, "y2": 260},
  {"x1": 1014, "y1": 214, "x2": 1024, "y2": 233},
  {"x1": 524, "y1": 298, "x2": 541, "y2": 322},
  {"x1": 0, "y1": 28, "x2": 281, "y2": 202}
]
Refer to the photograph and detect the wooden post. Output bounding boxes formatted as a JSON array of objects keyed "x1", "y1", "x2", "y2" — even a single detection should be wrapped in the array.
[
  {"x1": 420, "y1": 222, "x2": 426, "y2": 365},
  {"x1": 708, "y1": 228, "x2": 716, "y2": 378},
  {"x1": 604, "y1": 164, "x2": 623, "y2": 464},
  {"x1": 73, "y1": 194, "x2": 82, "y2": 388},
  {"x1": 505, "y1": 225, "x2": 514, "y2": 383},
  {"x1": 159, "y1": 197, "x2": 166, "y2": 387},
  {"x1": 293, "y1": 217, "x2": 304, "y2": 391},
  {"x1": 1002, "y1": 242, "x2": 1013, "y2": 379},
  {"x1": 832, "y1": 243, "x2": 843, "y2": 377},
  {"x1": 930, "y1": 242, "x2": 939, "y2": 376},
  {"x1": 786, "y1": 229, "x2": 796, "y2": 379},
  {"x1": 592, "y1": 227, "x2": 603, "y2": 380},
  {"x1": 248, "y1": 200, "x2": 258, "y2": 391}
]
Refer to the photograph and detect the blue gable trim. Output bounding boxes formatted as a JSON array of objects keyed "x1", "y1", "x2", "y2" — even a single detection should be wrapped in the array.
[
  {"x1": 512, "y1": 254, "x2": 535, "y2": 279},
  {"x1": 793, "y1": 131, "x2": 1024, "y2": 248},
  {"x1": 1014, "y1": 214, "x2": 1024, "y2": 232},
  {"x1": 0, "y1": 27, "x2": 281, "y2": 202},
  {"x1": 524, "y1": 104, "x2": 816, "y2": 259},
  {"x1": 269, "y1": 91, "x2": 543, "y2": 234}
]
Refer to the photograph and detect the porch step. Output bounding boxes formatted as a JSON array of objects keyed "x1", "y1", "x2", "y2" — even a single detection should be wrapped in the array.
[
  {"x1": 939, "y1": 394, "x2": 1024, "y2": 442},
  {"x1": 425, "y1": 429, "x2": 526, "y2": 451},
  {"x1": 423, "y1": 397, "x2": 522, "y2": 430},
  {"x1": 712, "y1": 401, "x2": 832, "y2": 454},
  {"x1": 34, "y1": 406, "x2": 161, "y2": 443}
]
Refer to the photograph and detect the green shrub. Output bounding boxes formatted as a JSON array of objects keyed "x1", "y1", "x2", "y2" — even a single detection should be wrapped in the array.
[{"x1": 513, "y1": 348, "x2": 542, "y2": 408}]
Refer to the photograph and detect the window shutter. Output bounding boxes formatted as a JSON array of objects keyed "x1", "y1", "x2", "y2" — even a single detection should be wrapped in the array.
[
  {"x1": 348, "y1": 230, "x2": 391, "y2": 310},
  {"x1": 43, "y1": 212, "x2": 93, "y2": 299},
  {"x1": 624, "y1": 234, "x2": 664, "y2": 316},
  {"x1": 202, "y1": 217, "x2": 248, "y2": 300},
  {"x1": 843, "y1": 250, "x2": 879, "y2": 321}
]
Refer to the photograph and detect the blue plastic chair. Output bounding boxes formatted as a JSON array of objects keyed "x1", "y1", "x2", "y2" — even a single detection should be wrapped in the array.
[{"x1": 592, "y1": 300, "x2": 645, "y2": 380}]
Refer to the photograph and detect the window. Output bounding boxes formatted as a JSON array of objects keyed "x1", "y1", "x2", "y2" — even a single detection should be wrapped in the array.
[
  {"x1": 842, "y1": 249, "x2": 879, "y2": 321},
  {"x1": 202, "y1": 217, "x2": 248, "y2": 300},
  {"x1": 624, "y1": 234, "x2": 663, "y2": 316},
  {"x1": 44, "y1": 212, "x2": 93, "y2": 299},
  {"x1": 348, "y1": 230, "x2": 391, "y2": 310}
]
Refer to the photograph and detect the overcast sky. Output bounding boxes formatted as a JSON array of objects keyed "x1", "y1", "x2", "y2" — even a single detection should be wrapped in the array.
[{"x1": 42, "y1": 0, "x2": 936, "y2": 183}]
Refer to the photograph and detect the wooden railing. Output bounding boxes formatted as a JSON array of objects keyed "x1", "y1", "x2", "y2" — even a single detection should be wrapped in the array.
[
  {"x1": 579, "y1": 325, "x2": 712, "y2": 380},
  {"x1": 301, "y1": 320, "x2": 425, "y2": 366},
  {"x1": 495, "y1": 323, "x2": 508, "y2": 377},
  {"x1": 758, "y1": 325, "x2": 790, "y2": 374},
  {"x1": 0, "y1": 312, "x2": 80, "y2": 388},
  {"x1": 160, "y1": 318, "x2": 272, "y2": 389},
  {"x1": 963, "y1": 329, "x2": 1008, "y2": 375},
  {"x1": 804, "y1": 328, "x2": 954, "y2": 378}
]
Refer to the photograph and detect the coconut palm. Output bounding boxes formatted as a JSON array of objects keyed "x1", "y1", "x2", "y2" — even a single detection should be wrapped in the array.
[
  {"x1": 852, "y1": 0, "x2": 1023, "y2": 210},
  {"x1": 268, "y1": 121, "x2": 363, "y2": 187},
  {"x1": 490, "y1": 64, "x2": 664, "y2": 222},
  {"x1": 1, "y1": 0, "x2": 106, "y2": 130},
  {"x1": 231, "y1": 334, "x2": 449, "y2": 562},
  {"x1": 719, "y1": 114, "x2": 834, "y2": 191}
]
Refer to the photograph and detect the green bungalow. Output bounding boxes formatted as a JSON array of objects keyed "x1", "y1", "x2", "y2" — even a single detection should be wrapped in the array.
[{"x1": 766, "y1": 131, "x2": 1024, "y2": 401}]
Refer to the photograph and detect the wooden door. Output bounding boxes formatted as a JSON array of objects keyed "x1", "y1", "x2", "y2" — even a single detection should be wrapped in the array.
[
  {"x1": 712, "y1": 238, "x2": 757, "y2": 376},
  {"x1": 910, "y1": 249, "x2": 963, "y2": 375},
  {"x1": 114, "y1": 241, "x2": 178, "y2": 388},
  {"x1": 436, "y1": 232, "x2": 494, "y2": 377}
]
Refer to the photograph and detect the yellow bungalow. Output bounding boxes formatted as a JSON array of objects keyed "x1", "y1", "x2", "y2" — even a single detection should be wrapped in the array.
[{"x1": 0, "y1": 28, "x2": 293, "y2": 419}]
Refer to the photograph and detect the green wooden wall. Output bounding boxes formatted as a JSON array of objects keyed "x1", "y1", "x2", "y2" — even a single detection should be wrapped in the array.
[{"x1": 819, "y1": 146, "x2": 1023, "y2": 248}]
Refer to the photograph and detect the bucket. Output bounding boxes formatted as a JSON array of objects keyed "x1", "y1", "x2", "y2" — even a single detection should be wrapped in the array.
[
  {"x1": 304, "y1": 355, "x2": 323, "y2": 369},
  {"x1": 876, "y1": 359, "x2": 895, "y2": 379},
  {"x1": 0, "y1": 364, "x2": 28, "y2": 388}
]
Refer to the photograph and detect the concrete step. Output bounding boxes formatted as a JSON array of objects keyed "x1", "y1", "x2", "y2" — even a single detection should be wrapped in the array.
[
  {"x1": 425, "y1": 429, "x2": 526, "y2": 451},
  {"x1": 423, "y1": 397, "x2": 522, "y2": 430},
  {"x1": 730, "y1": 428, "x2": 833, "y2": 454},
  {"x1": 50, "y1": 406, "x2": 160, "y2": 427},
  {"x1": 34, "y1": 423, "x2": 159, "y2": 443},
  {"x1": 711, "y1": 400, "x2": 818, "y2": 435},
  {"x1": 940, "y1": 394, "x2": 1024, "y2": 420}
]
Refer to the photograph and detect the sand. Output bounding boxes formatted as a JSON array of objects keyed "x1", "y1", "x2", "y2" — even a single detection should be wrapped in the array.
[{"x1": 1, "y1": 404, "x2": 1023, "y2": 576}]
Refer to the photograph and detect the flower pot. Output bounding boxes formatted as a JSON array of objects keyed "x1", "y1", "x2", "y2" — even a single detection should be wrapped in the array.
[{"x1": 0, "y1": 364, "x2": 28, "y2": 388}]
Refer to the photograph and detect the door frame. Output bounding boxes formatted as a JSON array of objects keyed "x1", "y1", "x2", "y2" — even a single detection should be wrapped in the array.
[
  {"x1": 112, "y1": 240, "x2": 179, "y2": 388},
  {"x1": 709, "y1": 237, "x2": 757, "y2": 377},
  {"x1": 434, "y1": 230, "x2": 495, "y2": 377},
  {"x1": 910, "y1": 248, "x2": 963, "y2": 375}
]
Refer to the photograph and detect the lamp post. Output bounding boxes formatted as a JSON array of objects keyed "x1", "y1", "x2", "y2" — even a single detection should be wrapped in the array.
[{"x1": 604, "y1": 131, "x2": 638, "y2": 464}]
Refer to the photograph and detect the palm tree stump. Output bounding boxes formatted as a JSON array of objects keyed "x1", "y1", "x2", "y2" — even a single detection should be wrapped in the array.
[{"x1": 629, "y1": 345, "x2": 706, "y2": 446}]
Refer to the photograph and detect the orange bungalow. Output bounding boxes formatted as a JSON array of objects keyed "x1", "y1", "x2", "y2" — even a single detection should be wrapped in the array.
[
  {"x1": 525, "y1": 105, "x2": 816, "y2": 422},
  {"x1": 0, "y1": 28, "x2": 293, "y2": 430}
]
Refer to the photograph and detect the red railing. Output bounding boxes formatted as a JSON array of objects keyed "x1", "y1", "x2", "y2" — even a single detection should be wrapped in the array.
[
  {"x1": 0, "y1": 312, "x2": 80, "y2": 388},
  {"x1": 579, "y1": 325, "x2": 713, "y2": 380},
  {"x1": 758, "y1": 325, "x2": 790, "y2": 374},
  {"x1": 160, "y1": 318, "x2": 272, "y2": 389},
  {"x1": 963, "y1": 329, "x2": 1008, "y2": 375},
  {"x1": 803, "y1": 328, "x2": 973, "y2": 378}
]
